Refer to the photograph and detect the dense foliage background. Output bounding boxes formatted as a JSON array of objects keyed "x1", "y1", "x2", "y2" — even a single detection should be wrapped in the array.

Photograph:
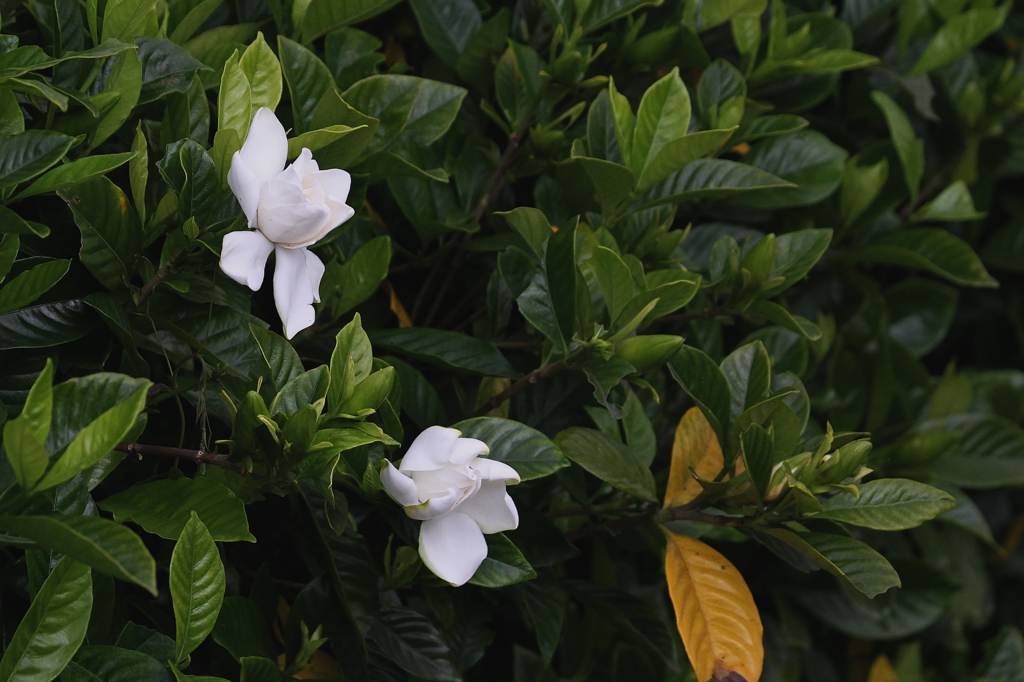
[{"x1": 1, "y1": 0, "x2": 1023, "y2": 680}]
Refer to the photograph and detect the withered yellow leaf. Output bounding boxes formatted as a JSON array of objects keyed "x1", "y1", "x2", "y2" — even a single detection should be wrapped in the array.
[
  {"x1": 867, "y1": 655, "x2": 897, "y2": 682},
  {"x1": 665, "y1": 533, "x2": 763, "y2": 682},
  {"x1": 665, "y1": 407, "x2": 725, "y2": 507},
  {"x1": 386, "y1": 281, "x2": 413, "y2": 328}
]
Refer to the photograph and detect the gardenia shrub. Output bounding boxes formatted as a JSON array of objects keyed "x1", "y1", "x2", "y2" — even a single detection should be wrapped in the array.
[{"x1": 0, "y1": 0, "x2": 1022, "y2": 680}]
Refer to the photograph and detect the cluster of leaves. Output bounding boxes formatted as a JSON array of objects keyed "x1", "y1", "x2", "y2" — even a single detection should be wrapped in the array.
[{"x1": 0, "y1": 0, "x2": 1023, "y2": 680}]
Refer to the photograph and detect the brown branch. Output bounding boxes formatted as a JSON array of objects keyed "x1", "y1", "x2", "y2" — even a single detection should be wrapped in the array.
[
  {"x1": 422, "y1": 127, "x2": 528, "y2": 327},
  {"x1": 474, "y1": 359, "x2": 568, "y2": 416},
  {"x1": 471, "y1": 129, "x2": 525, "y2": 225},
  {"x1": 116, "y1": 442, "x2": 241, "y2": 471},
  {"x1": 135, "y1": 249, "x2": 185, "y2": 306}
]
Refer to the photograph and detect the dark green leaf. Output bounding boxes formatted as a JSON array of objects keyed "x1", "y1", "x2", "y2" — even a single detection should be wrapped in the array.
[
  {"x1": 555, "y1": 426, "x2": 656, "y2": 501},
  {"x1": 371, "y1": 328, "x2": 514, "y2": 377},
  {"x1": 99, "y1": 476, "x2": 255, "y2": 542},
  {"x1": 453, "y1": 417, "x2": 569, "y2": 481},
  {"x1": 0, "y1": 514, "x2": 156, "y2": 593}
]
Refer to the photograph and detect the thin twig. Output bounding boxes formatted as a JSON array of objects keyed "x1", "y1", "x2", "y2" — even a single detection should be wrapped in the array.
[
  {"x1": 116, "y1": 442, "x2": 241, "y2": 471},
  {"x1": 423, "y1": 128, "x2": 527, "y2": 327},
  {"x1": 135, "y1": 249, "x2": 185, "y2": 306},
  {"x1": 474, "y1": 359, "x2": 568, "y2": 416}
]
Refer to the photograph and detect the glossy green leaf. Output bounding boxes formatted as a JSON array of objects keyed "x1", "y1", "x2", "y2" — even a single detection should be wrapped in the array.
[
  {"x1": 171, "y1": 512, "x2": 226, "y2": 664},
  {"x1": 911, "y1": 5, "x2": 1009, "y2": 74},
  {"x1": 857, "y1": 228, "x2": 997, "y2": 288},
  {"x1": 758, "y1": 529, "x2": 900, "y2": 598},
  {"x1": 815, "y1": 479, "x2": 955, "y2": 530},
  {"x1": 35, "y1": 381, "x2": 150, "y2": 491},
  {"x1": 299, "y1": 0, "x2": 403, "y2": 41},
  {"x1": 453, "y1": 417, "x2": 569, "y2": 481},
  {"x1": 14, "y1": 153, "x2": 135, "y2": 199},
  {"x1": 740, "y1": 130, "x2": 847, "y2": 208},
  {"x1": 871, "y1": 91, "x2": 924, "y2": 202},
  {"x1": 555, "y1": 426, "x2": 656, "y2": 501},
  {"x1": 58, "y1": 177, "x2": 141, "y2": 290},
  {"x1": 0, "y1": 259, "x2": 70, "y2": 314},
  {"x1": 469, "y1": 534, "x2": 537, "y2": 587},
  {"x1": 371, "y1": 328, "x2": 514, "y2": 377},
  {"x1": 99, "y1": 476, "x2": 256, "y2": 542},
  {"x1": 0, "y1": 130, "x2": 75, "y2": 190},
  {"x1": 0, "y1": 558, "x2": 92, "y2": 681},
  {"x1": 0, "y1": 514, "x2": 156, "y2": 593}
]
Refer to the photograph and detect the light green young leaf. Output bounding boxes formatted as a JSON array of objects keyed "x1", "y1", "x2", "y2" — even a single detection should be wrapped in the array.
[
  {"x1": 631, "y1": 67, "x2": 692, "y2": 181},
  {"x1": 239, "y1": 32, "x2": 282, "y2": 114}
]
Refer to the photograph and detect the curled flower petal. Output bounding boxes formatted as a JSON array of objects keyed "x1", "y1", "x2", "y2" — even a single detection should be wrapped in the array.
[
  {"x1": 449, "y1": 438, "x2": 489, "y2": 465},
  {"x1": 472, "y1": 458, "x2": 521, "y2": 484},
  {"x1": 381, "y1": 461, "x2": 418, "y2": 507},
  {"x1": 405, "y1": 489, "x2": 462, "y2": 520},
  {"x1": 419, "y1": 512, "x2": 487, "y2": 587},
  {"x1": 459, "y1": 481, "x2": 519, "y2": 534},
  {"x1": 273, "y1": 246, "x2": 323, "y2": 339},
  {"x1": 400, "y1": 426, "x2": 462, "y2": 472},
  {"x1": 219, "y1": 230, "x2": 273, "y2": 291}
]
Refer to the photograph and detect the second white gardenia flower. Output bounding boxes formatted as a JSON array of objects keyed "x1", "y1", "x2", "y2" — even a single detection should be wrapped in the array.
[
  {"x1": 220, "y1": 107, "x2": 355, "y2": 339},
  {"x1": 381, "y1": 426, "x2": 521, "y2": 586}
]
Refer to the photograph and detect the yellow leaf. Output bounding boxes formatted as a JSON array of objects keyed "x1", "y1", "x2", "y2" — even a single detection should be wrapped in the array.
[
  {"x1": 665, "y1": 407, "x2": 725, "y2": 507},
  {"x1": 386, "y1": 281, "x2": 413, "y2": 328},
  {"x1": 665, "y1": 533, "x2": 763, "y2": 682},
  {"x1": 868, "y1": 655, "x2": 897, "y2": 682}
]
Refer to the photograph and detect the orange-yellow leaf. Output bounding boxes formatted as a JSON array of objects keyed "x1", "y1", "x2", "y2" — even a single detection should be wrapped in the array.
[
  {"x1": 386, "y1": 281, "x2": 413, "y2": 328},
  {"x1": 665, "y1": 533, "x2": 763, "y2": 682},
  {"x1": 665, "y1": 407, "x2": 726, "y2": 507},
  {"x1": 867, "y1": 655, "x2": 897, "y2": 682}
]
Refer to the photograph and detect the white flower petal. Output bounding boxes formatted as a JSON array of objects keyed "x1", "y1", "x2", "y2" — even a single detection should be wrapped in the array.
[
  {"x1": 227, "y1": 152, "x2": 263, "y2": 228},
  {"x1": 273, "y1": 246, "x2": 318, "y2": 339},
  {"x1": 472, "y1": 458, "x2": 521, "y2": 484},
  {"x1": 304, "y1": 248, "x2": 325, "y2": 303},
  {"x1": 419, "y1": 512, "x2": 487, "y2": 587},
  {"x1": 381, "y1": 461, "x2": 419, "y2": 507},
  {"x1": 257, "y1": 190, "x2": 330, "y2": 248},
  {"x1": 449, "y1": 437, "x2": 489, "y2": 465},
  {"x1": 318, "y1": 168, "x2": 352, "y2": 205},
  {"x1": 220, "y1": 230, "x2": 273, "y2": 291},
  {"x1": 291, "y1": 147, "x2": 319, "y2": 176},
  {"x1": 400, "y1": 426, "x2": 462, "y2": 472},
  {"x1": 405, "y1": 489, "x2": 461, "y2": 520},
  {"x1": 458, "y1": 481, "x2": 519, "y2": 534},
  {"x1": 237, "y1": 107, "x2": 288, "y2": 186}
]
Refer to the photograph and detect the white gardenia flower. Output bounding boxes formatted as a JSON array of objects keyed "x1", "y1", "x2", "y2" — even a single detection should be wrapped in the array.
[
  {"x1": 220, "y1": 107, "x2": 355, "y2": 339},
  {"x1": 381, "y1": 426, "x2": 521, "y2": 586}
]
